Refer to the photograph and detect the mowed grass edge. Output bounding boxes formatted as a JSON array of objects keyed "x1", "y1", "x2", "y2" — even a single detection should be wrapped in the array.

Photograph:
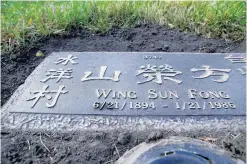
[{"x1": 1, "y1": 1, "x2": 246, "y2": 54}]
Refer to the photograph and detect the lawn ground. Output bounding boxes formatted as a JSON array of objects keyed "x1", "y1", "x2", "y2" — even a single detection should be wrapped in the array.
[{"x1": 1, "y1": 1, "x2": 246, "y2": 54}]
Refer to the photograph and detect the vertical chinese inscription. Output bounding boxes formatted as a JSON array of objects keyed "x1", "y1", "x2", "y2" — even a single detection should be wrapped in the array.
[
  {"x1": 225, "y1": 54, "x2": 246, "y2": 76},
  {"x1": 27, "y1": 54, "x2": 78, "y2": 108}
]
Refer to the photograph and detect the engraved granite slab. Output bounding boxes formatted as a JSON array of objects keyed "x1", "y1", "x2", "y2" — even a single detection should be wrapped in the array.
[{"x1": 3, "y1": 52, "x2": 246, "y2": 116}]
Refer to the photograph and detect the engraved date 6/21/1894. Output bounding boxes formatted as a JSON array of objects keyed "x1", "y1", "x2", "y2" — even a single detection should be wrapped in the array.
[{"x1": 93, "y1": 102, "x2": 156, "y2": 110}]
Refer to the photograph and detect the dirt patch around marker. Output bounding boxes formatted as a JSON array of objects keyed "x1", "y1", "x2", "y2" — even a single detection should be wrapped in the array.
[
  {"x1": 1, "y1": 24, "x2": 246, "y2": 163},
  {"x1": 1, "y1": 129, "x2": 246, "y2": 164}
]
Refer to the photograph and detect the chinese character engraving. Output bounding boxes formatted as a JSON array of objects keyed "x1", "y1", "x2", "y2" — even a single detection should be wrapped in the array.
[
  {"x1": 136, "y1": 64, "x2": 182, "y2": 84},
  {"x1": 53, "y1": 54, "x2": 78, "y2": 65},
  {"x1": 191, "y1": 65, "x2": 231, "y2": 83},
  {"x1": 238, "y1": 66, "x2": 246, "y2": 75},
  {"x1": 40, "y1": 68, "x2": 73, "y2": 83},
  {"x1": 81, "y1": 66, "x2": 121, "y2": 82},
  {"x1": 27, "y1": 85, "x2": 68, "y2": 108},
  {"x1": 225, "y1": 55, "x2": 246, "y2": 63}
]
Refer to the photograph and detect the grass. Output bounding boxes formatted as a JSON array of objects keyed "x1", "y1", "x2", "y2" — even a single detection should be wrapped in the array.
[{"x1": 1, "y1": 1, "x2": 246, "y2": 54}]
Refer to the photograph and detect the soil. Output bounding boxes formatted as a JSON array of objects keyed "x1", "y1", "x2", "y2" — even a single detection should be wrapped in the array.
[
  {"x1": 1, "y1": 129, "x2": 246, "y2": 164},
  {"x1": 1, "y1": 23, "x2": 246, "y2": 164}
]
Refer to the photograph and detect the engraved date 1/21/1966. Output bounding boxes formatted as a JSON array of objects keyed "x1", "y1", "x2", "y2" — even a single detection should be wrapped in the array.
[
  {"x1": 93, "y1": 102, "x2": 156, "y2": 110},
  {"x1": 175, "y1": 102, "x2": 236, "y2": 110}
]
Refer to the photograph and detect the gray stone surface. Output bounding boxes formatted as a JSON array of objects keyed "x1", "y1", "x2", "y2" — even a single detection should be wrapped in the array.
[
  {"x1": 3, "y1": 52, "x2": 247, "y2": 115},
  {"x1": 1, "y1": 52, "x2": 246, "y2": 131}
]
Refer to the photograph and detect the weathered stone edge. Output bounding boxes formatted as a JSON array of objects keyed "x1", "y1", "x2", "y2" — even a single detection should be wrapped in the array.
[{"x1": 1, "y1": 112, "x2": 245, "y2": 132}]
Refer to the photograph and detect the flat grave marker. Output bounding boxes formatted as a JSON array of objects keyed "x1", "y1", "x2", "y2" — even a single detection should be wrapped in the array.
[{"x1": 4, "y1": 52, "x2": 246, "y2": 116}]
